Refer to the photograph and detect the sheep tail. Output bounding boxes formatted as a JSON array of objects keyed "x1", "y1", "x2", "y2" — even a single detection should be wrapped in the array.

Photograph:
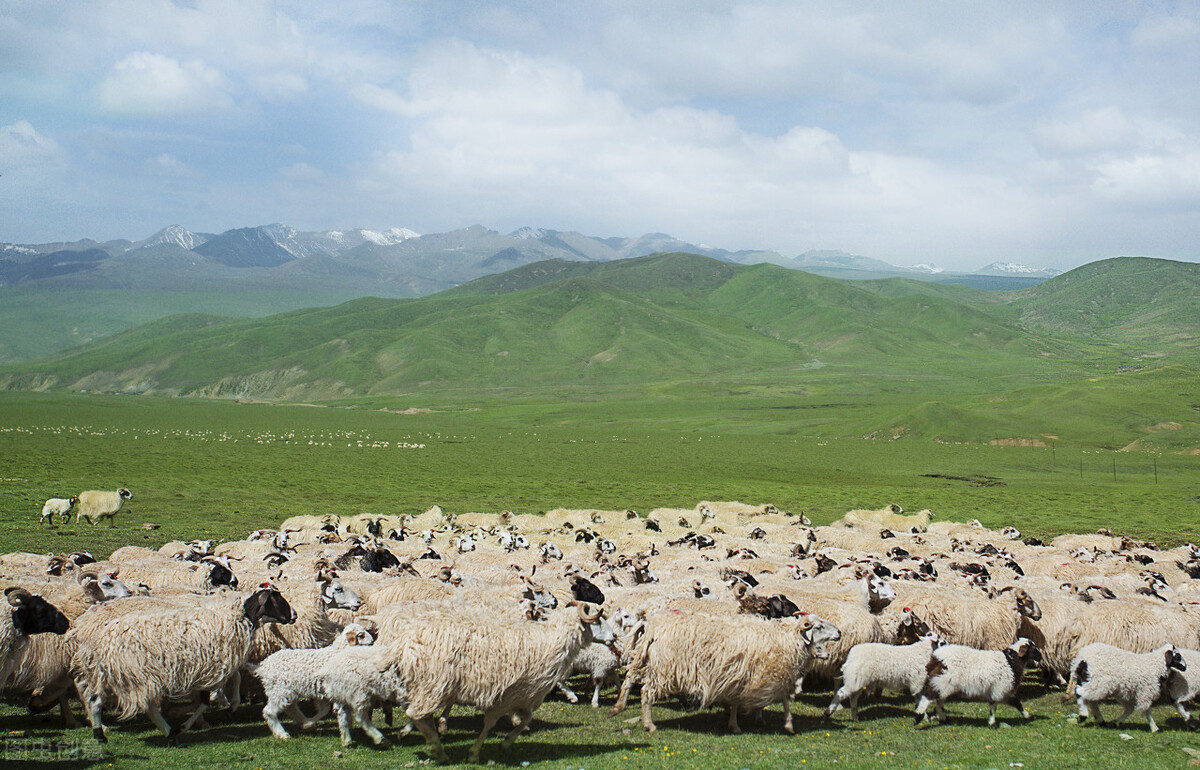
[{"x1": 1062, "y1": 664, "x2": 1079, "y2": 704}]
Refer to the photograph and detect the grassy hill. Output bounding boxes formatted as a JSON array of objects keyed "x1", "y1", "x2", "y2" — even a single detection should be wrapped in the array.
[{"x1": 1, "y1": 253, "x2": 1196, "y2": 449}]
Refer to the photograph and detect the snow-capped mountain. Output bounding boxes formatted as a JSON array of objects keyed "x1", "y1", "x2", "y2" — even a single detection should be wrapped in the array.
[
  {"x1": 135, "y1": 225, "x2": 208, "y2": 251},
  {"x1": 907, "y1": 263, "x2": 943, "y2": 274},
  {"x1": 359, "y1": 227, "x2": 420, "y2": 245},
  {"x1": 975, "y1": 262, "x2": 1062, "y2": 278}
]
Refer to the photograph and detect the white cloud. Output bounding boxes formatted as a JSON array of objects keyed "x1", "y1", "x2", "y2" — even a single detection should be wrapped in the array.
[
  {"x1": 1031, "y1": 107, "x2": 1135, "y2": 155},
  {"x1": 0, "y1": 120, "x2": 66, "y2": 178},
  {"x1": 143, "y1": 153, "x2": 197, "y2": 177},
  {"x1": 280, "y1": 162, "x2": 323, "y2": 181},
  {"x1": 98, "y1": 52, "x2": 234, "y2": 116}
]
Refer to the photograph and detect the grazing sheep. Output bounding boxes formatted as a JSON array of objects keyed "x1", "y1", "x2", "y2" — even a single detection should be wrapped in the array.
[
  {"x1": 388, "y1": 602, "x2": 613, "y2": 764},
  {"x1": 914, "y1": 638, "x2": 1042, "y2": 727},
  {"x1": 74, "y1": 488, "x2": 132, "y2": 527},
  {"x1": 71, "y1": 585, "x2": 296, "y2": 742},
  {"x1": 1068, "y1": 643, "x2": 1186, "y2": 733},
  {"x1": 40, "y1": 497, "x2": 77, "y2": 526},
  {"x1": 250, "y1": 623, "x2": 376, "y2": 740},
  {"x1": 610, "y1": 610, "x2": 841, "y2": 734}
]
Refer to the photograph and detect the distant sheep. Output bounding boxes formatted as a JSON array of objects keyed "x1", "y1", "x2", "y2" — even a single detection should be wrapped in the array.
[
  {"x1": 75, "y1": 488, "x2": 132, "y2": 527},
  {"x1": 40, "y1": 497, "x2": 78, "y2": 526}
]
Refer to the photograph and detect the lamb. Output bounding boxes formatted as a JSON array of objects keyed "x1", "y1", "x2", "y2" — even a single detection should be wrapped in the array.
[
  {"x1": 824, "y1": 611, "x2": 941, "y2": 720},
  {"x1": 40, "y1": 497, "x2": 78, "y2": 526},
  {"x1": 317, "y1": 639, "x2": 410, "y2": 747},
  {"x1": 70, "y1": 585, "x2": 295, "y2": 742},
  {"x1": 610, "y1": 610, "x2": 841, "y2": 734},
  {"x1": 74, "y1": 488, "x2": 132, "y2": 527},
  {"x1": 1067, "y1": 643, "x2": 1186, "y2": 732},
  {"x1": 387, "y1": 602, "x2": 614, "y2": 764},
  {"x1": 250, "y1": 622, "x2": 376, "y2": 740},
  {"x1": 914, "y1": 638, "x2": 1042, "y2": 727}
]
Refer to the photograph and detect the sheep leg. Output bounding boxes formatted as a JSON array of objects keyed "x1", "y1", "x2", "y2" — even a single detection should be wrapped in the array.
[
  {"x1": 301, "y1": 700, "x2": 331, "y2": 729},
  {"x1": 180, "y1": 702, "x2": 208, "y2": 732},
  {"x1": 57, "y1": 692, "x2": 82, "y2": 729},
  {"x1": 1113, "y1": 703, "x2": 1135, "y2": 725},
  {"x1": 726, "y1": 706, "x2": 742, "y2": 734},
  {"x1": 556, "y1": 680, "x2": 580, "y2": 704},
  {"x1": 782, "y1": 697, "x2": 795, "y2": 735},
  {"x1": 1143, "y1": 708, "x2": 1160, "y2": 733},
  {"x1": 610, "y1": 668, "x2": 638, "y2": 716},
  {"x1": 225, "y1": 671, "x2": 242, "y2": 712},
  {"x1": 467, "y1": 710, "x2": 504, "y2": 764},
  {"x1": 147, "y1": 702, "x2": 177, "y2": 741},
  {"x1": 334, "y1": 703, "x2": 355, "y2": 747},
  {"x1": 914, "y1": 694, "x2": 932, "y2": 725},
  {"x1": 500, "y1": 707, "x2": 533, "y2": 751},
  {"x1": 79, "y1": 681, "x2": 107, "y2": 743},
  {"x1": 591, "y1": 678, "x2": 603, "y2": 708},
  {"x1": 640, "y1": 685, "x2": 658, "y2": 733},
  {"x1": 410, "y1": 713, "x2": 450, "y2": 764},
  {"x1": 437, "y1": 704, "x2": 450, "y2": 734},
  {"x1": 1008, "y1": 696, "x2": 1032, "y2": 719},
  {"x1": 352, "y1": 702, "x2": 389, "y2": 746},
  {"x1": 987, "y1": 702, "x2": 998, "y2": 727},
  {"x1": 263, "y1": 699, "x2": 292, "y2": 740}
]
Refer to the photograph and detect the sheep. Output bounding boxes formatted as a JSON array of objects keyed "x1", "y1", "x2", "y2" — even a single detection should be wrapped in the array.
[
  {"x1": 914, "y1": 638, "x2": 1042, "y2": 727},
  {"x1": 554, "y1": 639, "x2": 622, "y2": 708},
  {"x1": 1165, "y1": 647, "x2": 1200, "y2": 729},
  {"x1": 250, "y1": 622, "x2": 376, "y2": 740},
  {"x1": 1, "y1": 587, "x2": 70, "y2": 686},
  {"x1": 248, "y1": 571, "x2": 362, "y2": 662},
  {"x1": 40, "y1": 496, "x2": 78, "y2": 526},
  {"x1": 317, "y1": 639, "x2": 410, "y2": 747},
  {"x1": 70, "y1": 585, "x2": 296, "y2": 742},
  {"x1": 898, "y1": 584, "x2": 1042, "y2": 650},
  {"x1": 75, "y1": 488, "x2": 132, "y2": 527},
  {"x1": 825, "y1": 621, "x2": 943, "y2": 721},
  {"x1": 102, "y1": 556, "x2": 238, "y2": 593},
  {"x1": 386, "y1": 601, "x2": 614, "y2": 764},
  {"x1": 7, "y1": 570, "x2": 134, "y2": 727},
  {"x1": 1067, "y1": 643, "x2": 1186, "y2": 732},
  {"x1": 610, "y1": 609, "x2": 842, "y2": 734},
  {"x1": 841, "y1": 507, "x2": 934, "y2": 534}
]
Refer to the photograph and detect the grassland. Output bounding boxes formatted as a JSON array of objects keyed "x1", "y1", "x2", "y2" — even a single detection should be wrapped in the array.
[{"x1": 1, "y1": 391, "x2": 1199, "y2": 767}]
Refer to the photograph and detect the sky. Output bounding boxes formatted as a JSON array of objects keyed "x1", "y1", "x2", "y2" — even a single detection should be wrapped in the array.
[{"x1": 2, "y1": 1, "x2": 1199, "y2": 271}]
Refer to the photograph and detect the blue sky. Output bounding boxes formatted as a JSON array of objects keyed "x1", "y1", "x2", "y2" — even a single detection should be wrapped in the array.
[{"x1": 2, "y1": 1, "x2": 1199, "y2": 271}]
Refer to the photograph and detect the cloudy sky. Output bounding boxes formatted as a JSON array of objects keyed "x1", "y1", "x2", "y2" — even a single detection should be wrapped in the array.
[{"x1": 2, "y1": 1, "x2": 1199, "y2": 270}]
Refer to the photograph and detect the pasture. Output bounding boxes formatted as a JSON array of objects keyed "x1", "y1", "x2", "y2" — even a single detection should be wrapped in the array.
[{"x1": 2, "y1": 391, "x2": 1199, "y2": 768}]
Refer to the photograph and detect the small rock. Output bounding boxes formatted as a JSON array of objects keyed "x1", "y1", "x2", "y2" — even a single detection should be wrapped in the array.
[
  {"x1": 333, "y1": 750, "x2": 344, "y2": 758},
  {"x1": 1184, "y1": 748, "x2": 1200, "y2": 758},
  {"x1": 999, "y1": 722, "x2": 1012, "y2": 729},
  {"x1": 1119, "y1": 733, "x2": 1133, "y2": 741}
]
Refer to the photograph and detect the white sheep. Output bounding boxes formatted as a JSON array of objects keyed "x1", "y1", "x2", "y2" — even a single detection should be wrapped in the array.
[
  {"x1": 250, "y1": 622, "x2": 376, "y2": 740},
  {"x1": 1068, "y1": 642, "x2": 1187, "y2": 732},
  {"x1": 824, "y1": 613, "x2": 941, "y2": 721},
  {"x1": 386, "y1": 602, "x2": 613, "y2": 764},
  {"x1": 70, "y1": 585, "x2": 296, "y2": 743},
  {"x1": 75, "y1": 488, "x2": 132, "y2": 527},
  {"x1": 915, "y1": 638, "x2": 1042, "y2": 727},
  {"x1": 1165, "y1": 647, "x2": 1200, "y2": 729},
  {"x1": 555, "y1": 639, "x2": 622, "y2": 708},
  {"x1": 318, "y1": 642, "x2": 410, "y2": 747},
  {"x1": 610, "y1": 610, "x2": 841, "y2": 734},
  {"x1": 40, "y1": 497, "x2": 78, "y2": 526}
]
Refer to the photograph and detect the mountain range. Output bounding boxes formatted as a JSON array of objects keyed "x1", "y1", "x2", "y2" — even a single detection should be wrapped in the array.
[{"x1": 0, "y1": 222, "x2": 1060, "y2": 292}]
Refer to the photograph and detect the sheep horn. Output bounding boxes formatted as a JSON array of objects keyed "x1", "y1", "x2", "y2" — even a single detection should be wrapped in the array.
[
  {"x1": 5, "y1": 586, "x2": 31, "y2": 605},
  {"x1": 578, "y1": 602, "x2": 602, "y2": 623},
  {"x1": 732, "y1": 581, "x2": 749, "y2": 597},
  {"x1": 107, "y1": 567, "x2": 120, "y2": 578}
]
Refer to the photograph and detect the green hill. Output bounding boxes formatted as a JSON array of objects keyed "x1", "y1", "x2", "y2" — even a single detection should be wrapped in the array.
[{"x1": 1, "y1": 253, "x2": 1197, "y2": 449}]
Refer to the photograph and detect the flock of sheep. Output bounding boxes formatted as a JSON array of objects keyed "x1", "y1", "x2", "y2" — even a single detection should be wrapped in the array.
[{"x1": 4, "y1": 497, "x2": 1200, "y2": 763}]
